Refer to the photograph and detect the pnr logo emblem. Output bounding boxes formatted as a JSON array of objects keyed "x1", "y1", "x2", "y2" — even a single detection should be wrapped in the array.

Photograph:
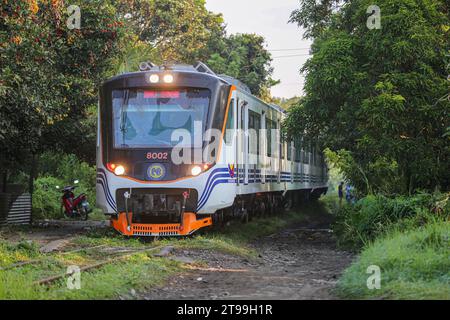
[
  {"x1": 147, "y1": 163, "x2": 166, "y2": 180},
  {"x1": 228, "y1": 164, "x2": 235, "y2": 178}
]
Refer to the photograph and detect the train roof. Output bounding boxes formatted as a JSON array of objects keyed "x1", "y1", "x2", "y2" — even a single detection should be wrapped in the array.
[{"x1": 106, "y1": 61, "x2": 284, "y2": 114}]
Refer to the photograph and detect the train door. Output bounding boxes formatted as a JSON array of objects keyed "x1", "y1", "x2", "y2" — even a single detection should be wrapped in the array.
[
  {"x1": 224, "y1": 93, "x2": 237, "y2": 180},
  {"x1": 290, "y1": 142, "x2": 294, "y2": 184},
  {"x1": 277, "y1": 119, "x2": 282, "y2": 184},
  {"x1": 248, "y1": 109, "x2": 261, "y2": 184},
  {"x1": 236, "y1": 98, "x2": 249, "y2": 186},
  {"x1": 260, "y1": 112, "x2": 266, "y2": 184},
  {"x1": 243, "y1": 101, "x2": 249, "y2": 185},
  {"x1": 236, "y1": 98, "x2": 241, "y2": 186}
]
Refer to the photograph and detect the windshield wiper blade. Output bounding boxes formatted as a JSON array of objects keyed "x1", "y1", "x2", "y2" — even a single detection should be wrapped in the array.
[{"x1": 120, "y1": 90, "x2": 129, "y2": 146}]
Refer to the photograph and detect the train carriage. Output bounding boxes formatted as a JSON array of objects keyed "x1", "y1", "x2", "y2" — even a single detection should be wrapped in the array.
[{"x1": 96, "y1": 62, "x2": 328, "y2": 236}]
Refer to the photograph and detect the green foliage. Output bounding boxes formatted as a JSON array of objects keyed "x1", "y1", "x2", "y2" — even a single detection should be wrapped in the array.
[
  {"x1": 270, "y1": 96, "x2": 302, "y2": 110},
  {"x1": 115, "y1": 1, "x2": 276, "y2": 97},
  {"x1": 336, "y1": 220, "x2": 450, "y2": 299},
  {"x1": 32, "y1": 176, "x2": 64, "y2": 219},
  {"x1": 333, "y1": 192, "x2": 450, "y2": 248},
  {"x1": 207, "y1": 33, "x2": 276, "y2": 96},
  {"x1": 289, "y1": 0, "x2": 341, "y2": 39},
  {"x1": 0, "y1": 240, "x2": 40, "y2": 266},
  {"x1": 0, "y1": 0, "x2": 125, "y2": 168},
  {"x1": 116, "y1": 0, "x2": 225, "y2": 64},
  {"x1": 1, "y1": 0, "x2": 276, "y2": 178},
  {"x1": 32, "y1": 152, "x2": 97, "y2": 219},
  {"x1": 39, "y1": 152, "x2": 96, "y2": 190},
  {"x1": 286, "y1": 0, "x2": 450, "y2": 194},
  {"x1": 324, "y1": 148, "x2": 403, "y2": 195},
  {"x1": 0, "y1": 240, "x2": 182, "y2": 300}
]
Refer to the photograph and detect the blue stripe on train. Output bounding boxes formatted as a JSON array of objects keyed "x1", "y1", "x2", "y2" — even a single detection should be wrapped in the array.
[
  {"x1": 197, "y1": 178, "x2": 235, "y2": 210},
  {"x1": 96, "y1": 177, "x2": 117, "y2": 212},
  {"x1": 97, "y1": 169, "x2": 117, "y2": 212},
  {"x1": 198, "y1": 168, "x2": 230, "y2": 204}
]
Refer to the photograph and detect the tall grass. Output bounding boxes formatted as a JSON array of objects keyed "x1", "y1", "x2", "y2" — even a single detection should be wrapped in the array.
[
  {"x1": 332, "y1": 192, "x2": 449, "y2": 299},
  {"x1": 333, "y1": 192, "x2": 449, "y2": 248},
  {"x1": 336, "y1": 221, "x2": 450, "y2": 299}
]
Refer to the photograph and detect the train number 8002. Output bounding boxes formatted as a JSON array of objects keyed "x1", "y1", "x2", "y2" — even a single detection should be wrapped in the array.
[{"x1": 146, "y1": 152, "x2": 169, "y2": 161}]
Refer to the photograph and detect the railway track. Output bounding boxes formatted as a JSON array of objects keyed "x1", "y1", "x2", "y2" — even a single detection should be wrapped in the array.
[
  {"x1": 34, "y1": 245, "x2": 168, "y2": 286},
  {"x1": 0, "y1": 244, "x2": 109, "y2": 271},
  {"x1": 0, "y1": 243, "x2": 167, "y2": 283}
]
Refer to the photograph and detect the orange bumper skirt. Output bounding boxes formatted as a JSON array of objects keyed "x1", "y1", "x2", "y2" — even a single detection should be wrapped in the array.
[{"x1": 110, "y1": 212, "x2": 212, "y2": 236}]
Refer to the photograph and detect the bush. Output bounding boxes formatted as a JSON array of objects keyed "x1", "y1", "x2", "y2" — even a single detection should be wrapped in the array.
[
  {"x1": 336, "y1": 221, "x2": 450, "y2": 299},
  {"x1": 32, "y1": 176, "x2": 64, "y2": 219},
  {"x1": 32, "y1": 152, "x2": 97, "y2": 219},
  {"x1": 39, "y1": 152, "x2": 96, "y2": 191},
  {"x1": 333, "y1": 192, "x2": 450, "y2": 248}
]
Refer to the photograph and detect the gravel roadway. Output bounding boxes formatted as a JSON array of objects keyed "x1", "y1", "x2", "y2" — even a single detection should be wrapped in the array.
[{"x1": 141, "y1": 211, "x2": 354, "y2": 300}]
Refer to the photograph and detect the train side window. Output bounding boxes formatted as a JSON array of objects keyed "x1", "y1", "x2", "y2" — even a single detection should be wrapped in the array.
[
  {"x1": 287, "y1": 141, "x2": 292, "y2": 160},
  {"x1": 278, "y1": 121, "x2": 283, "y2": 159},
  {"x1": 302, "y1": 138, "x2": 309, "y2": 164},
  {"x1": 248, "y1": 110, "x2": 261, "y2": 155},
  {"x1": 294, "y1": 136, "x2": 302, "y2": 163},
  {"x1": 225, "y1": 99, "x2": 234, "y2": 144},
  {"x1": 281, "y1": 141, "x2": 286, "y2": 159},
  {"x1": 266, "y1": 120, "x2": 271, "y2": 156},
  {"x1": 312, "y1": 144, "x2": 316, "y2": 166},
  {"x1": 266, "y1": 119, "x2": 276, "y2": 157}
]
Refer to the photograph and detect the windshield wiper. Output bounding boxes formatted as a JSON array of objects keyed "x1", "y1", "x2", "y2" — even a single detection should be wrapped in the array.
[{"x1": 120, "y1": 90, "x2": 129, "y2": 145}]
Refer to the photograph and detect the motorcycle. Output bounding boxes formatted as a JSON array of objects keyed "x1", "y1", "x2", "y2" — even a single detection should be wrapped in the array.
[{"x1": 56, "y1": 180, "x2": 92, "y2": 220}]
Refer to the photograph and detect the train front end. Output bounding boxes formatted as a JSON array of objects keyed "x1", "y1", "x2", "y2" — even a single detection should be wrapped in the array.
[{"x1": 96, "y1": 64, "x2": 232, "y2": 236}]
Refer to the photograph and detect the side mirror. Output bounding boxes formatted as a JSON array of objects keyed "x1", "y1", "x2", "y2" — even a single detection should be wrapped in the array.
[{"x1": 74, "y1": 180, "x2": 79, "y2": 184}]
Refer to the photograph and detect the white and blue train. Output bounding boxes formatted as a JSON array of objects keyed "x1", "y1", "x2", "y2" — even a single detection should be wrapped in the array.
[{"x1": 96, "y1": 62, "x2": 328, "y2": 236}]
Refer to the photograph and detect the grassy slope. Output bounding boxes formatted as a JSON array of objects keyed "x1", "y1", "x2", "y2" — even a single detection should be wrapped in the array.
[
  {"x1": 335, "y1": 221, "x2": 450, "y2": 300},
  {"x1": 0, "y1": 208, "x2": 309, "y2": 300}
]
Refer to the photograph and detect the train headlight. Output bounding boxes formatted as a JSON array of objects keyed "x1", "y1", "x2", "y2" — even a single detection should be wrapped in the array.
[
  {"x1": 191, "y1": 166, "x2": 202, "y2": 176},
  {"x1": 114, "y1": 165, "x2": 125, "y2": 176},
  {"x1": 163, "y1": 74, "x2": 174, "y2": 83},
  {"x1": 149, "y1": 74, "x2": 159, "y2": 83},
  {"x1": 107, "y1": 163, "x2": 126, "y2": 176}
]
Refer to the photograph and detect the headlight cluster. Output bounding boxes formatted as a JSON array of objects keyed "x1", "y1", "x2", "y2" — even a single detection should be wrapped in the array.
[
  {"x1": 107, "y1": 162, "x2": 212, "y2": 178},
  {"x1": 191, "y1": 166, "x2": 202, "y2": 176},
  {"x1": 148, "y1": 73, "x2": 174, "y2": 84},
  {"x1": 190, "y1": 163, "x2": 212, "y2": 176},
  {"x1": 107, "y1": 163, "x2": 126, "y2": 176}
]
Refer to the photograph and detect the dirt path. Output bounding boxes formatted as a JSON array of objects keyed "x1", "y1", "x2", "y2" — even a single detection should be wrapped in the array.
[
  {"x1": 141, "y1": 213, "x2": 354, "y2": 300},
  {"x1": 0, "y1": 220, "x2": 109, "y2": 246}
]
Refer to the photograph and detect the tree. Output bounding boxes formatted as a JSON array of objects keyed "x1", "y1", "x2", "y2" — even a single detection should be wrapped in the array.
[
  {"x1": 115, "y1": 1, "x2": 276, "y2": 98},
  {"x1": 207, "y1": 33, "x2": 277, "y2": 97},
  {"x1": 271, "y1": 96, "x2": 302, "y2": 110},
  {"x1": 286, "y1": 0, "x2": 450, "y2": 194},
  {"x1": 39, "y1": 0, "x2": 125, "y2": 163},
  {"x1": 1, "y1": 0, "x2": 65, "y2": 179},
  {"x1": 289, "y1": 0, "x2": 344, "y2": 39},
  {"x1": 1, "y1": 0, "x2": 277, "y2": 177},
  {"x1": 0, "y1": 0, "x2": 125, "y2": 180},
  {"x1": 116, "y1": 0, "x2": 225, "y2": 65}
]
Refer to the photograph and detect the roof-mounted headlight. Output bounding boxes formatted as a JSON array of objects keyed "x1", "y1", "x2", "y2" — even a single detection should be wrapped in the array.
[
  {"x1": 163, "y1": 74, "x2": 174, "y2": 83},
  {"x1": 148, "y1": 74, "x2": 159, "y2": 83}
]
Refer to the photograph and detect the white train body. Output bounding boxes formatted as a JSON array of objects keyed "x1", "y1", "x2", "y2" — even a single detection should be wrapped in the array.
[{"x1": 96, "y1": 63, "x2": 328, "y2": 236}]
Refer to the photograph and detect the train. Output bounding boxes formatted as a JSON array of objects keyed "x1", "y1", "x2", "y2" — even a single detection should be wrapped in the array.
[{"x1": 96, "y1": 62, "x2": 328, "y2": 236}]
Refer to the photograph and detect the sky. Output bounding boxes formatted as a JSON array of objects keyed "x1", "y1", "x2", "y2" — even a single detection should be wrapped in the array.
[{"x1": 205, "y1": 0, "x2": 312, "y2": 99}]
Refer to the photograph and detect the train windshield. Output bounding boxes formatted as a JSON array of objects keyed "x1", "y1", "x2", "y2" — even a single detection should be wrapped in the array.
[{"x1": 112, "y1": 89, "x2": 210, "y2": 148}]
